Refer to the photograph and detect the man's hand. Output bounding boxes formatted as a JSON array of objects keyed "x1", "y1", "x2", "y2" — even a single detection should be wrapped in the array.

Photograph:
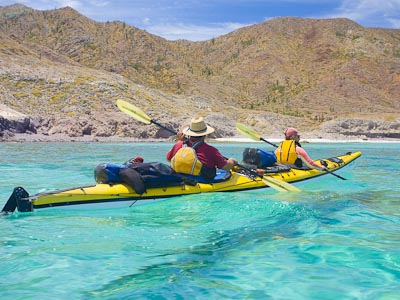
[
  {"x1": 176, "y1": 132, "x2": 185, "y2": 141},
  {"x1": 320, "y1": 160, "x2": 328, "y2": 167},
  {"x1": 228, "y1": 157, "x2": 238, "y2": 165},
  {"x1": 223, "y1": 157, "x2": 238, "y2": 171}
]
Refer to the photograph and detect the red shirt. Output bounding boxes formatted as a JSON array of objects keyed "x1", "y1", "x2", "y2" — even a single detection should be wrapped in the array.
[{"x1": 166, "y1": 140, "x2": 227, "y2": 169}]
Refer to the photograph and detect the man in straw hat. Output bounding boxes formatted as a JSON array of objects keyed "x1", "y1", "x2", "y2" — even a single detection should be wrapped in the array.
[
  {"x1": 275, "y1": 127, "x2": 325, "y2": 170},
  {"x1": 166, "y1": 116, "x2": 238, "y2": 180}
]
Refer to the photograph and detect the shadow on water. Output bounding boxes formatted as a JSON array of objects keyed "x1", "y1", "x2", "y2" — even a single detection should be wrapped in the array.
[
  {"x1": 83, "y1": 190, "x2": 367, "y2": 299},
  {"x1": 81, "y1": 186, "x2": 400, "y2": 299}
]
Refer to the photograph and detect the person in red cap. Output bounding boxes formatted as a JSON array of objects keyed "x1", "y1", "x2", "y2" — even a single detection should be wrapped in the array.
[
  {"x1": 275, "y1": 127, "x2": 325, "y2": 170},
  {"x1": 129, "y1": 156, "x2": 144, "y2": 164},
  {"x1": 166, "y1": 116, "x2": 238, "y2": 180}
]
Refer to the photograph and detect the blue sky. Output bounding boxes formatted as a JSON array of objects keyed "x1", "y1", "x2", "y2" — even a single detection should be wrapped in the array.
[{"x1": 1, "y1": 0, "x2": 399, "y2": 41}]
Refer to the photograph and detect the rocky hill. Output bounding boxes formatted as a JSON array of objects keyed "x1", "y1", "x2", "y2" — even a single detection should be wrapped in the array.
[{"x1": 0, "y1": 4, "x2": 399, "y2": 141}]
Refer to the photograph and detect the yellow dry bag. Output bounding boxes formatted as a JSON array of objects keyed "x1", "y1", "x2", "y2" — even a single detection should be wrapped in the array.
[{"x1": 171, "y1": 143, "x2": 203, "y2": 175}]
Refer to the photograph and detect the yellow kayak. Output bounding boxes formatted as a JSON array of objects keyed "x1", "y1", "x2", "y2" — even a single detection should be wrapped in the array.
[{"x1": 2, "y1": 151, "x2": 361, "y2": 213}]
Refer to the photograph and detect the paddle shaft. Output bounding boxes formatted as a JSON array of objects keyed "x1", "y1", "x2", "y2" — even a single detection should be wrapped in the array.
[
  {"x1": 322, "y1": 167, "x2": 347, "y2": 180},
  {"x1": 260, "y1": 137, "x2": 278, "y2": 148},
  {"x1": 151, "y1": 120, "x2": 177, "y2": 135}
]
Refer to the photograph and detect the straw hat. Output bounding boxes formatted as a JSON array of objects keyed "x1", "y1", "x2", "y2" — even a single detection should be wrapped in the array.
[{"x1": 182, "y1": 117, "x2": 215, "y2": 137}]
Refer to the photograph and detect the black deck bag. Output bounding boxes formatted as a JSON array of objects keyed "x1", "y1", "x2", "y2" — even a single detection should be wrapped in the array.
[
  {"x1": 119, "y1": 167, "x2": 146, "y2": 194},
  {"x1": 242, "y1": 148, "x2": 277, "y2": 168},
  {"x1": 94, "y1": 163, "x2": 147, "y2": 193},
  {"x1": 94, "y1": 163, "x2": 126, "y2": 184},
  {"x1": 128, "y1": 162, "x2": 185, "y2": 189},
  {"x1": 95, "y1": 162, "x2": 185, "y2": 194},
  {"x1": 94, "y1": 163, "x2": 147, "y2": 194}
]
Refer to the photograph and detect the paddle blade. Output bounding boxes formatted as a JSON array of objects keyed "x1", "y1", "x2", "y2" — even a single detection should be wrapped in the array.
[
  {"x1": 263, "y1": 176, "x2": 301, "y2": 192},
  {"x1": 117, "y1": 99, "x2": 151, "y2": 125},
  {"x1": 261, "y1": 177, "x2": 288, "y2": 192},
  {"x1": 236, "y1": 123, "x2": 261, "y2": 141}
]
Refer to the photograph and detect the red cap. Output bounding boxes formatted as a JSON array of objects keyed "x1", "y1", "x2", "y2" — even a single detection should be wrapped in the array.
[
  {"x1": 284, "y1": 127, "x2": 299, "y2": 137},
  {"x1": 132, "y1": 156, "x2": 144, "y2": 163}
]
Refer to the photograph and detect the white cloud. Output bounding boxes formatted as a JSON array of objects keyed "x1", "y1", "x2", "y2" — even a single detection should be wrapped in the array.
[
  {"x1": 387, "y1": 17, "x2": 400, "y2": 28},
  {"x1": 88, "y1": 0, "x2": 109, "y2": 6},
  {"x1": 57, "y1": 1, "x2": 83, "y2": 9},
  {"x1": 142, "y1": 17, "x2": 150, "y2": 25},
  {"x1": 333, "y1": 0, "x2": 400, "y2": 28},
  {"x1": 146, "y1": 22, "x2": 252, "y2": 41}
]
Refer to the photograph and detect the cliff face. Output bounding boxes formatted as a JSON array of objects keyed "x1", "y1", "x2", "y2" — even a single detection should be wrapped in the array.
[{"x1": 0, "y1": 4, "x2": 399, "y2": 141}]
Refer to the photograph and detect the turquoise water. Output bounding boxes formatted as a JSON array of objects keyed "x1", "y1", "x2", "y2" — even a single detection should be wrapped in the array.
[{"x1": 1, "y1": 142, "x2": 399, "y2": 300}]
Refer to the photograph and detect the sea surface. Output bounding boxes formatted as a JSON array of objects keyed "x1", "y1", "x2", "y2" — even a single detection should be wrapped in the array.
[{"x1": 1, "y1": 141, "x2": 399, "y2": 300}]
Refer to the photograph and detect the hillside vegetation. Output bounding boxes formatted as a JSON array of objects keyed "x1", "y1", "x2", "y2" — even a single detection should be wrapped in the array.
[{"x1": 0, "y1": 4, "x2": 399, "y2": 140}]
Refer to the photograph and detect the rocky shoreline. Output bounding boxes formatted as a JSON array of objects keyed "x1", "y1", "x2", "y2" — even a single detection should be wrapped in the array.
[
  {"x1": 2, "y1": 128, "x2": 400, "y2": 144},
  {"x1": 1, "y1": 113, "x2": 400, "y2": 143}
]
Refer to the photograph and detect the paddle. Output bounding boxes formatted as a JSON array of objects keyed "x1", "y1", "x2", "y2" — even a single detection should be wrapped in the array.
[
  {"x1": 236, "y1": 122, "x2": 278, "y2": 148},
  {"x1": 116, "y1": 99, "x2": 299, "y2": 192},
  {"x1": 315, "y1": 160, "x2": 347, "y2": 180},
  {"x1": 116, "y1": 99, "x2": 176, "y2": 135},
  {"x1": 236, "y1": 122, "x2": 347, "y2": 180}
]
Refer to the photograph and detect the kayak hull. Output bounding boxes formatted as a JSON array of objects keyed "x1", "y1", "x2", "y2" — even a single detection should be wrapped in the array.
[{"x1": 2, "y1": 151, "x2": 362, "y2": 213}]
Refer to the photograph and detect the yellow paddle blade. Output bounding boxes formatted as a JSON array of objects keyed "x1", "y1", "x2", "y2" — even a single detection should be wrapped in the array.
[
  {"x1": 236, "y1": 123, "x2": 261, "y2": 141},
  {"x1": 263, "y1": 175, "x2": 301, "y2": 192},
  {"x1": 117, "y1": 99, "x2": 151, "y2": 125},
  {"x1": 261, "y1": 177, "x2": 288, "y2": 192},
  {"x1": 236, "y1": 164, "x2": 297, "y2": 192}
]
